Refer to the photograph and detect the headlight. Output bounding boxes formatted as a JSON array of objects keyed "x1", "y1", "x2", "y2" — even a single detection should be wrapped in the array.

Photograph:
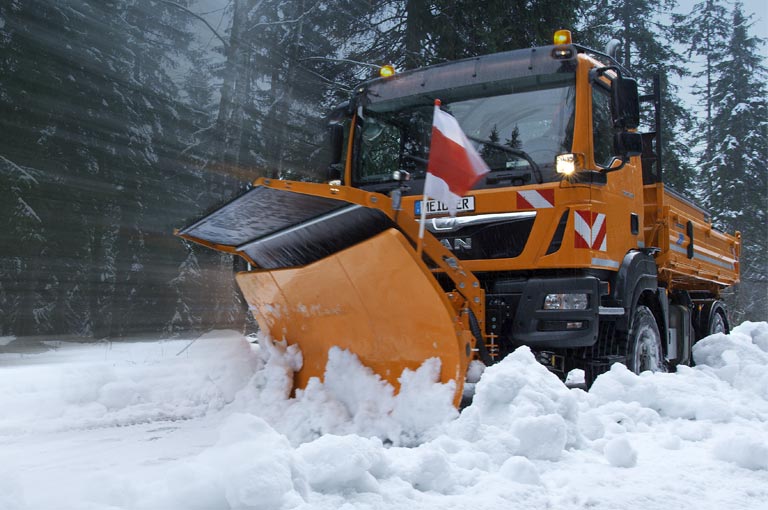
[
  {"x1": 556, "y1": 153, "x2": 583, "y2": 176},
  {"x1": 556, "y1": 154, "x2": 576, "y2": 175},
  {"x1": 543, "y1": 293, "x2": 588, "y2": 310}
]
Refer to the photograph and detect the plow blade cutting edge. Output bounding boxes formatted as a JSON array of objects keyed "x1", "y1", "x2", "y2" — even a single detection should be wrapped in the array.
[{"x1": 177, "y1": 183, "x2": 474, "y2": 405}]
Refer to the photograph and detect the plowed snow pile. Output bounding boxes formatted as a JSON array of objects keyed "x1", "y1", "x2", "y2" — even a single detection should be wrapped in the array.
[{"x1": 1, "y1": 323, "x2": 767, "y2": 510}]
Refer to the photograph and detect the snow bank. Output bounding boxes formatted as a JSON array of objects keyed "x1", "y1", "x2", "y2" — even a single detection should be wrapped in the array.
[
  {"x1": 713, "y1": 433, "x2": 768, "y2": 471},
  {"x1": 3, "y1": 322, "x2": 768, "y2": 510},
  {"x1": 0, "y1": 331, "x2": 260, "y2": 435},
  {"x1": 587, "y1": 322, "x2": 768, "y2": 424},
  {"x1": 693, "y1": 321, "x2": 768, "y2": 399},
  {"x1": 583, "y1": 322, "x2": 768, "y2": 474},
  {"x1": 127, "y1": 413, "x2": 309, "y2": 510},
  {"x1": 196, "y1": 414, "x2": 309, "y2": 510},
  {"x1": 297, "y1": 434, "x2": 388, "y2": 493},
  {"x1": 232, "y1": 336, "x2": 458, "y2": 446},
  {"x1": 0, "y1": 329, "x2": 458, "y2": 446},
  {"x1": 0, "y1": 472, "x2": 25, "y2": 510},
  {"x1": 447, "y1": 346, "x2": 581, "y2": 462},
  {"x1": 603, "y1": 435, "x2": 638, "y2": 467}
]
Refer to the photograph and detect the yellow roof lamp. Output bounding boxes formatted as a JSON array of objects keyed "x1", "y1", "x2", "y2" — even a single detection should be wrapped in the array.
[
  {"x1": 552, "y1": 30, "x2": 574, "y2": 59},
  {"x1": 379, "y1": 64, "x2": 396, "y2": 78},
  {"x1": 554, "y1": 30, "x2": 572, "y2": 45}
]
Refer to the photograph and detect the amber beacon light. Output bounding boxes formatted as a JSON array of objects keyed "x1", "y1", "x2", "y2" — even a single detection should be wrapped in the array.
[
  {"x1": 379, "y1": 64, "x2": 396, "y2": 78},
  {"x1": 553, "y1": 30, "x2": 572, "y2": 45}
]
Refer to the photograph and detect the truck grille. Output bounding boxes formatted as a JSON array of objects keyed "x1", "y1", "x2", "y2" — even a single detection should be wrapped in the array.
[{"x1": 426, "y1": 212, "x2": 536, "y2": 260}]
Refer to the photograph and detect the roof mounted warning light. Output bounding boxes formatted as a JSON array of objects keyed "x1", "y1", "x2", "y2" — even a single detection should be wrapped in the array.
[
  {"x1": 379, "y1": 64, "x2": 396, "y2": 78},
  {"x1": 552, "y1": 30, "x2": 574, "y2": 59}
]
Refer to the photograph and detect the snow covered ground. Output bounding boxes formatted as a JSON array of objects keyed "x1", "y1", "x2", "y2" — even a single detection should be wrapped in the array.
[{"x1": 1, "y1": 323, "x2": 767, "y2": 510}]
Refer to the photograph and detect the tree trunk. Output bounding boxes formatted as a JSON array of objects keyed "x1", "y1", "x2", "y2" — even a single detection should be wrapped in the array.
[{"x1": 217, "y1": 0, "x2": 257, "y2": 169}]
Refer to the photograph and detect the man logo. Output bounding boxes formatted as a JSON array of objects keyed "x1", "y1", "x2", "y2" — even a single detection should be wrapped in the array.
[{"x1": 440, "y1": 238, "x2": 472, "y2": 251}]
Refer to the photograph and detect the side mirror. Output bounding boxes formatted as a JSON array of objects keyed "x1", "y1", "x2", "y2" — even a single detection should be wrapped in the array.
[
  {"x1": 591, "y1": 67, "x2": 640, "y2": 130},
  {"x1": 611, "y1": 77, "x2": 640, "y2": 129},
  {"x1": 614, "y1": 132, "x2": 643, "y2": 158}
]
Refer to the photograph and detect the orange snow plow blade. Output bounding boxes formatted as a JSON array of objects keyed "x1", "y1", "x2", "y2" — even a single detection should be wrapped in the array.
[
  {"x1": 237, "y1": 228, "x2": 467, "y2": 403},
  {"x1": 176, "y1": 182, "x2": 474, "y2": 405}
]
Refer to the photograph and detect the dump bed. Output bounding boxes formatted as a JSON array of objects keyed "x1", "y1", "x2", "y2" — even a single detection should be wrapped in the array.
[{"x1": 643, "y1": 183, "x2": 740, "y2": 293}]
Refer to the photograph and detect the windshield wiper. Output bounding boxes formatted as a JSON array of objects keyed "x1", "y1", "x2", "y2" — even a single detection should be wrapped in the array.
[
  {"x1": 401, "y1": 153, "x2": 428, "y2": 166},
  {"x1": 466, "y1": 135, "x2": 543, "y2": 184}
]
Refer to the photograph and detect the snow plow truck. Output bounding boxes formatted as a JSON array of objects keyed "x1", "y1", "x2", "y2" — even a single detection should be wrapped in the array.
[{"x1": 177, "y1": 31, "x2": 740, "y2": 406}]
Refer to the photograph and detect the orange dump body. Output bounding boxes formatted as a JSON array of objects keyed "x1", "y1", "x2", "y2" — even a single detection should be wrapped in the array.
[{"x1": 643, "y1": 184, "x2": 740, "y2": 293}]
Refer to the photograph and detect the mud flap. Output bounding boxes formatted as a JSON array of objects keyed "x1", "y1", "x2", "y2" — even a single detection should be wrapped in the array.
[{"x1": 237, "y1": 228, "x2": 470, "y2": 405}]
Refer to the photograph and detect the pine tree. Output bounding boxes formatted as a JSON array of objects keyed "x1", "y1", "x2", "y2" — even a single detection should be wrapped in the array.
[
  {"x1": 0, "y1": 156, "x2": 46, "y2": 336},
  {"x1": 166, "y1": 243, "x2": 203, "y2": 336},
  {"x1": 707, "y1": 3, "x2": 768, "y2": 322},
  {"x1": 506, "y1": 125, "x2": 522, "y2": 150},
  {"x1": 335, "y1": 0, "x2": 580, "y2": 77},
  {"x1": 432, "y1": 0, "x2": 579, "y2": 62},
  {"x1": 0, "y1": 0, "x2": 246, "y2": 338},
  {"x1": 683, "y1": 0, "x2": 730, "y2": 203},
  {"x1": 480, "y1": 125, "x2": 507, "y2": 169},
  {"x1": 250, "y1": 0, "x2": 338, "y2": 180},
  {"x1": 0, "y1": 2, "x2": 71, "y2": 337}
]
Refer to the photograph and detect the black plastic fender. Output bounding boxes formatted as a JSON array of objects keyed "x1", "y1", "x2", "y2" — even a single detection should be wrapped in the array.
[
  {"x1": 611, "y1": 250, "x2": 659, "y2": 331},
  {"x1": 695, "y1": 300, "x2": 730, "y2": 340}
]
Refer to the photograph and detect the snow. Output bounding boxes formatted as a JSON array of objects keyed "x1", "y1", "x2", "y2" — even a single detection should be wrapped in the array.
[
  {"x1": 603, "y1": 435, "x2": 638, "y2": 467},
  {"x1": 1, "y1": 323, "x2": 768, "y2": 510}
]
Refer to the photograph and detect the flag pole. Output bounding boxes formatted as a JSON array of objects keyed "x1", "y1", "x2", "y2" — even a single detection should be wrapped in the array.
[
  {"x1": 417, "y1": 187, "x2": 428, "y2": 260},
  {"x1": 416, "y1": 99, "x2": 442, "y2": 261}
]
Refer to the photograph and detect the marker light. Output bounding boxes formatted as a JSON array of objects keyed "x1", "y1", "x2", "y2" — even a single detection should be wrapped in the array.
[
  {"x1": 554, "y1": 30, "x2": 572, "y2": 45},
  {"x1": 379, "y1": 64, "x2": 396, "y2": 78}
]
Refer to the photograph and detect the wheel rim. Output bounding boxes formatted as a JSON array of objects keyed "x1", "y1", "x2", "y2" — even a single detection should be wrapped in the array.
[{"x1": 633, "y1": 324, "x2": 663, "y2": 373}]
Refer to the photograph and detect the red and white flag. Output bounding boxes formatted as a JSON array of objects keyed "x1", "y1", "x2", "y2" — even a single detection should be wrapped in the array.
[{"x1": 424, "y1": 99, "x2": 490, "y2": 216}]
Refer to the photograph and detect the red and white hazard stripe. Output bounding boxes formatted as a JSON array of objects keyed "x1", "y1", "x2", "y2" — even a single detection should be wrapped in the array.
[
  {"x1": 516, "y1": 189, "x2": 555, "y2": 209},
  {"x1": 574, "y1": 210, "x2": 607, "y2": 251}
]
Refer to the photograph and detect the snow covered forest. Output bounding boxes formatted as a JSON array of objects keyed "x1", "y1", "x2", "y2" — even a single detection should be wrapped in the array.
[{"x1": 1, "y1": 0, "x2": 766, "y2": 340}]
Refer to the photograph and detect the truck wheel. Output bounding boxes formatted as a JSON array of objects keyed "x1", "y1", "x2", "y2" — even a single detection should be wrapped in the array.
[
  {"x1": 707, "y1": 309, "x2": 727, "y2": 336},
  {"x1": 627, "y1": 305, "x2": 665, "y2": 374}
]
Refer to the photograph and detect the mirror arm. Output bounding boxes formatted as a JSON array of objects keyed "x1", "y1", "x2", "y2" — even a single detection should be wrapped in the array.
[{"x1": 595, "y1": 156, "x2": 628, "y2": 173}]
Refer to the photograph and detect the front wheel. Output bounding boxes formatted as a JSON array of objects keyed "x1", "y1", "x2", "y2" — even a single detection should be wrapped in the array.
[{"x1": 627, "y1": 306, "x2": 666, "y2": 374}]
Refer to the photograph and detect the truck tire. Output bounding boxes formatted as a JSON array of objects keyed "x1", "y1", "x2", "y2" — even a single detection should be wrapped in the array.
[
  {"x1": 707, "y1": 308, "x2": 727, "y2": 336},
  {"x1": 627, "y1": 305, "x2": 666, "y2": 374}
]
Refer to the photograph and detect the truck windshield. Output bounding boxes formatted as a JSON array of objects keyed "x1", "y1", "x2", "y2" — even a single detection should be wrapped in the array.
[{"x1": 354, "y1": 74, "x2": 576, "y2": 189}]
